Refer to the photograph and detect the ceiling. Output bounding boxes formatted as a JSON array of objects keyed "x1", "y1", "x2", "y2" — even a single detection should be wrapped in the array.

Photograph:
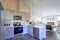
[{"x1": 21, "y1": 0, "x2": 60, "y2": 16}]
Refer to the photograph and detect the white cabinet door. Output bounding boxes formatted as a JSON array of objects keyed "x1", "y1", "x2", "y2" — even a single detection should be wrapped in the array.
[
  {"x1": 5, "y1": 27, "x2": 14, "y2": 39},
  {"x1": 28, "y1": 26, "x2": 33, "y2": 36},
  {"x1": 23, "y1": 25, "x2": 28, "y2": 34},
  {"x1": 39, "y1": 27, "x2": 46, "y2": 40}
]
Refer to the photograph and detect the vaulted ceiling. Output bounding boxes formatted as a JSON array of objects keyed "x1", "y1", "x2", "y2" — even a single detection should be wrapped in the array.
[{"x1": 21, "y1": 0, "x2": 60, "y2": 16}]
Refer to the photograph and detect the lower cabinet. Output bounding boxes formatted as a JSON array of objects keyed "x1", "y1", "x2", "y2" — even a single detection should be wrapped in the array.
[
  {"x1": 28, "y1": 26, "x2": 33, "y2": 36},
  {"x1": 5, "y1": 27, "x2": 14, "y2": 39},
  {"x1": 28, "y1": 26, "x2": 46, "y2": 40},
  {"x1": 28, "y1": 26, "x2": 39, "y2": 39},
  {"x1": 33, "y1": 27, "x2": 39, "y2": 39}
]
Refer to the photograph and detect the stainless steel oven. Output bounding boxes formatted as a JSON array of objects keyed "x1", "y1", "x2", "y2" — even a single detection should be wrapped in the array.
[
  {"x1": 14, "y1": 26, "x2": 23, "y2": 34},
  {"x1": 13, "y1": 22, "x2": 23, "y2": 34}
]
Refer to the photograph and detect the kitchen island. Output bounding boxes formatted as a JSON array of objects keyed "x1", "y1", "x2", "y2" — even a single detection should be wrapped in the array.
[{"x1": 28, "y1": 23, "x2": 46, "y2": 40}]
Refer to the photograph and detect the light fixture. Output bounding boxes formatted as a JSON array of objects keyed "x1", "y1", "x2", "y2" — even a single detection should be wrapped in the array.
[
  {"x1": 34, "y1": 0, "x2": 42, "y2": 3},
  {"x1": 34, "y1": 0, "x2": 37, "y2": 3},
  {"x1": 57, "y1": 16, "x2": 60, "y2": 21},
  {"x1": 53, "y1": 28, "x2": 57, "y2": 31}
]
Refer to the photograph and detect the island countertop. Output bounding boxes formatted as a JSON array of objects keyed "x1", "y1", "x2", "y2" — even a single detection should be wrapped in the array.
[{"x1": 32, "y1": 23, "x2": 46, "y2": 28}]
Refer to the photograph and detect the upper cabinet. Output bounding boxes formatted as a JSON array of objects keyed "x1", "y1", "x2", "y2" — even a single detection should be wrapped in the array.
[
  {"x1": 4, "y1": 10, "x2": 31, "y2": 21},
  {"x1": 4, "y1": 10, "x2": 24, "y2": 21}
]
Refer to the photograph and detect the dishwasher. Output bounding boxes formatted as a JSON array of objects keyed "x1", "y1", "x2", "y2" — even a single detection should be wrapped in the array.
[{"x1": 33, "y1": 27, "x2": 39, "y2": 39}]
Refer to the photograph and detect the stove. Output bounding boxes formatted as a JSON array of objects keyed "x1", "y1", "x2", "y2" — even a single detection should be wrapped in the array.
[{"x1": 14, "y1": 26, "x2": 23, "y2": 34}]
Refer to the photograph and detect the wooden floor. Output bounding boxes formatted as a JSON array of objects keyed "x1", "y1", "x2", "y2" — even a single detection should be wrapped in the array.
[
  {"x1": 46, "y1": 31, "x2": 60, "y2": 40},
  {"x1": 6, "y1": 31, "x2": 60, "y2": 40},
  {"x1": 6, "y1": 34, "x2": 40, "y2": 40}
]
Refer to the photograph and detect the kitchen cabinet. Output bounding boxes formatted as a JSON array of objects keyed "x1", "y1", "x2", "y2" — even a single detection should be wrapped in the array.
[
  {"x1": 4, "y1": 24, "x2": 14, "y2": 39},
  {"x1": 32, "y1": 23, "x2": 46, "y2": 40},
  {"x1": 28, "y1": 26, "x2": 33, "y2": 36},
  {"x1": 4, "y1": 26, "x2": 14, "y2": 39},
  {"x1": 39, "y1": 26, "x2": 46, "y2": 40},
  {"x1": 33, "y1": 26, "x2": 46, "y2": 40},
  {"x1": 23, "y1": 25, "x2": 28, "y2": 34}
]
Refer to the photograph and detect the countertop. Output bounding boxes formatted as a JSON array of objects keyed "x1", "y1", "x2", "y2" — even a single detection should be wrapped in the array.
[{"x1": 32, "y1": 23, "x2": 46, "y2": 28}]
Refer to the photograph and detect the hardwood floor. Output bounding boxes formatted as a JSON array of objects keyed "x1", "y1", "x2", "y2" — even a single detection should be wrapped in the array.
[
  {"x1": 6, "y1": 31, "x2": 60, "y2": 40},
  {"x1": 7, "y1": 34, "x2": 38, "y2": 40},
  {"x1": 6, "y1": 34, "x2": 45, "y2": 40},
  {"x1": 46, "y1": 31, "x2": 60, "y2": 40}
]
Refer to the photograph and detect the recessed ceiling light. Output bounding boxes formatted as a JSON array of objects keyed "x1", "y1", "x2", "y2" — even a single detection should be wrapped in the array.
[{"x1": 34, "y1": 0, "x2": 37, "y2": 3}]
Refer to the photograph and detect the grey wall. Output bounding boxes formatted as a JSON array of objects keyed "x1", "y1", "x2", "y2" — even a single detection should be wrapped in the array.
[{"x1": 0, "y1": 2, "x2": 4, "y2": 40}]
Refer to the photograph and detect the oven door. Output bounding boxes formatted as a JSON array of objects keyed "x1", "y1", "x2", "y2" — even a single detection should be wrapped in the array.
[{"x1": 14, "y1": 27, "x2": 23, "y2": 34}]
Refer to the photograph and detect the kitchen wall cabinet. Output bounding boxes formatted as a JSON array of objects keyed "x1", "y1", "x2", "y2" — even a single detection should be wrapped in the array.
[
  {"x1": 4, "y1": 10, "x2": 30, "y2": 22},
  {"x1": 4, "y1": 10, "x2": 26, "y2": 21}
]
